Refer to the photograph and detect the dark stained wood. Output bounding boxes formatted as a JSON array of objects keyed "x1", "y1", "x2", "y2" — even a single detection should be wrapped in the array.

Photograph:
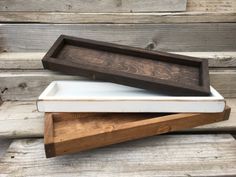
[
  {"x1": 42, "y1": 35, "x2": 210, "y2": 96},
  {"x1": 44, "y1": 106, "x2": 230, "y2": 158}
]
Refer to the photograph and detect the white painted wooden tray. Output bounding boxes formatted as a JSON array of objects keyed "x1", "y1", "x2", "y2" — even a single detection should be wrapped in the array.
[{"x1": 37, "y1": 81, "x2": 225, "y2": 113}]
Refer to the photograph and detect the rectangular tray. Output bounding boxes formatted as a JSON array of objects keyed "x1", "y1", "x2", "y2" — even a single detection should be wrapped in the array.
[
  {"x1": 37, "y1": 81, "x2": 225, "y2": 113},
  {"x1": 44, "y1": 106, "x2": 230, "y2": 158},
  {"x1": 42, "y1": 35, "x2": 210, "y2": 96}
]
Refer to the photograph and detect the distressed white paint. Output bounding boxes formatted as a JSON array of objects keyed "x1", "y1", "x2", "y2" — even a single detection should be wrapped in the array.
[{"x1": 37, "y1": 81, "x2": 225, "y2": 113}]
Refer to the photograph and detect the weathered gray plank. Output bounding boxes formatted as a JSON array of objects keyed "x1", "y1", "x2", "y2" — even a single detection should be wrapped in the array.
[
  {"x1": 187, "y1": 0, "x2": 236, "y2": 12},
  {"x1": 0, "y1": 0, "x2": 187, "y2": 12},
  {"x1": 0, "y1": 135, "x2": 236, "y2": 176},
  {"x1": 0, "y1": 71, "x2": 84, "y2": 101},
  {"x1": 0, "y1": 70, "x2": 236, "y2": 101},
  {"x1": 0, "y1": 23, "x2": 236, "y2": 52},
  {"x1": 0, "y1": 139, "x2": 11, "y2": 159},
  {"x1": 1, "y1": 12, "x2": 236, "y2": 23},
  {"x1": 0, "y1": 99, "x2": 235, "y2": 138},
  {"x1": 1, "y1": 52, "x2": 236, "y2": 70},
  {"x1": 0, "y1": 101, "x2": 43, "y2": 138},
  {"x1": 1, "y1": 0, "x2": 235, "y2": 13}
]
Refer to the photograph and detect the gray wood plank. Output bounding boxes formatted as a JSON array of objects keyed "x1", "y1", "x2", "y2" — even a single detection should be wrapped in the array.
[
  {"x1": 0, "y1": 139, "x2": 11, "y2": 159},
  {"x1": 0, "y1": 23, "x2": 236, "y2": 52},
  {"x1": 1, "y1": 52, "x2": 236, "y2": 70},
  {"x1": 1, "y1": 12, "x2": 235, "y2": 23},
  {"x1": 0, "y1": 0, "x2": 187, "y2": 12},
  {"x1": 187, "y1": 0, "x2": 236, "y2": 12},
  {"x1": 1, "y1": 0, "x2": 235, "y2": 13},
  {"x1": 0, "y1": 99, "x2": 235, "y2": 138},
  {"x1": 0, "y1": 70, "x2": 235, "y2": 101},
  {"x1": 0, "y1": 135, "x2": 236, "y2": 176}
]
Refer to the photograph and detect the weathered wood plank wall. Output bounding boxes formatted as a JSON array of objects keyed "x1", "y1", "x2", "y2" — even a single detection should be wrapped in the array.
[
  {"x1": 0, "y1": 23, "x2": 236, "y2": 52},
  {"x1": 0, "y1": 0, "x2": 187, "y2": 12},
  {"x1": 0, "y1": 1, "x2": 236, "y2": 176},
  {"x1": 0, "y1": 0, "x2": 235, "y2": 23}
]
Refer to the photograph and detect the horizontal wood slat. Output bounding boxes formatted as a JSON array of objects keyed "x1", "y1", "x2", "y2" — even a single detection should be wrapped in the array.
[
  {"x1": 0, "y1": 0, "x2": 187, "y2": 12},
  {"x1": 0, "y1": 0, "x2": 235, "y2": 23},
  {"x1": 0, "y1": 99, "x2": 235, "y2": 138},
  {"x1": 0, "y1": 70, "x2": 235, "y2": 101},
  {"x1": 0, "y1": 12, "x2": 235, "y2": 24},
  {"x1": 1, "y1": 23, "x2": 236, "y2": 52},
  {"x1": 1, "y1": 52, "x2": 236, "y2": 69},
  {"x1": 1, "y1": 135, "x2": 236, "y2": 176},
  {"x1": 1, "y1": 0, "x2": 235, "y2": 13}
]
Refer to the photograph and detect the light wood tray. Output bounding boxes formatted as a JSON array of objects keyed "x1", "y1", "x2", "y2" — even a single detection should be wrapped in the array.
[{"x1": 44, "y1": 106, "x2": 230, "y2": 158}]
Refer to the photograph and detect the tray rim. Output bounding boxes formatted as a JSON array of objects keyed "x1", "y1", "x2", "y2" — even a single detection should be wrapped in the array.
[
  {"x1": 42, "y1": 35, "x2": 210, "y2": 96},
  {"x1": 38, "y1": 81, "x2": 223, "y2": 101},
  {"x1": 36, "y1": 81, "x2": 225, "y2": 113}
]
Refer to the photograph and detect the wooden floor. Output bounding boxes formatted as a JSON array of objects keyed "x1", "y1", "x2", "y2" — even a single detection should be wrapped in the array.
[{"x1": 0, "y1": 0, "x2": 236, "y2": 176}]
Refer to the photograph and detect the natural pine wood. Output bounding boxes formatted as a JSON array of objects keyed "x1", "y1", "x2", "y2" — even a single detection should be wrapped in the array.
[{"x1": 44, "y1": 107, "x2": 230, "y2": 157}]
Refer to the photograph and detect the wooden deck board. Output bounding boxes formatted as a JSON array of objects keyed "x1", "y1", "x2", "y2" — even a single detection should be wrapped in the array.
[
  {"x1": 0, "y1": 0, "x2": 187, "y2": 12},
  {"x1": 0, "y1": 100, "x2": 235, "y2": 138},
  {"x1": 0, "y1": 134, "x2": 236, "y2": 176},
  {"x1": 0, "y1": 12, "x2": 235, "y2": 24},
  {"x1": 1, "y1": 23, "x2": 236, "y2": 52},
  {"x1": 0, "y1": 0, "x2": 235, "y2": 24}
]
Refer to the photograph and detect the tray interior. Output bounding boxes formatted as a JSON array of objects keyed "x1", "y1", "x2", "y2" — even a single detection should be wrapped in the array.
[
  {"x1": 54, "y1": 42, "x2": 201, "y2": 87},
  {"x1": 39, "y1": 81, "x2": 223, "y2": 101},
  {"x1": 52, "y1": 113, "x2": 167, "y2": 142}
]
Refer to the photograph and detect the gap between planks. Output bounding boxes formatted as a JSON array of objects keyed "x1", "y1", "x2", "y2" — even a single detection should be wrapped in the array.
[
  {"x1": 0, "y1": 99, "x2": 235, "y2": 138},
  {"x1": 0, "y1": 134, "x2": 236, "y2": 176}
]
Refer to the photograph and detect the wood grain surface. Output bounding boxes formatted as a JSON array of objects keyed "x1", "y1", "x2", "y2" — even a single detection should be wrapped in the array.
[
  {"x1": 0, "y1": 0, "x2": 187, "y2": 12},
  {"x1": 58, "y1": 45, "x2": 200, "y2": 85},
  {"x1": 1, "y1": 52, "x2": 236, "y2": 69},
  {"x1": 44, "y1": 107, "x2": 230, "y2": 157},
  {"x1": 1, "y1": 12, "x2": 236, "y2": 24},
  {"x1": 1, "y1": 135, "x2": 236, "y2": 176},
  {"x1": 1, "y1": 23, "x2": 236, "y2": 52},
  {"x1": 1, "y1": 0, "x2": 234, "y2": 12},
  {"x1": 43, "y1": 35, "x2": 209, "y2": 96},
  {"x1": 0, "y1": 0, "x2": 235, "y2": 24}
]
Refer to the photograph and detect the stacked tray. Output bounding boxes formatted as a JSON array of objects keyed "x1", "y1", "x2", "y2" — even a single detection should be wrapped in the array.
[{"x1": 38, "y1": 35, "x2": 230, "y2": 158}]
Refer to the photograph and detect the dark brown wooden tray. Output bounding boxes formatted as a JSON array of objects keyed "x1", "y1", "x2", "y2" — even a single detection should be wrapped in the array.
[{"x1": 42, "y1": 35, "x2": 210, "y2": 96}]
